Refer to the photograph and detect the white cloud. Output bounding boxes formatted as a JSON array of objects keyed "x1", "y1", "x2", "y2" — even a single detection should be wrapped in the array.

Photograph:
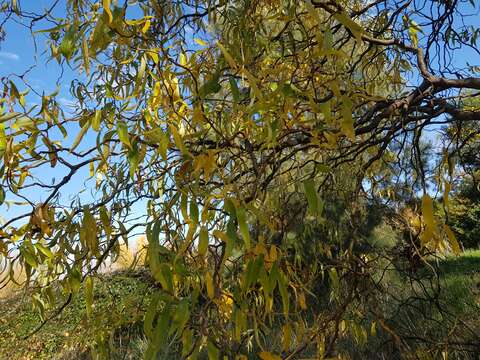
[
  {"x1": 58, "y1": 97, "x2": 76, "y2": 107},
  {"x1": 0, "y1": 51, "x2": 20, "y2": 61}
]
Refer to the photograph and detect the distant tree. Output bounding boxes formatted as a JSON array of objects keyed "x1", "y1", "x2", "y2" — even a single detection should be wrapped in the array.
[{"x1": 444, "y1": 96, "x2": 480, "y2": 248}]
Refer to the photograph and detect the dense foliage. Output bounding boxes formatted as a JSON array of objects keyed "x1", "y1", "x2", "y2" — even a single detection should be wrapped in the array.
[{"x1": 0, "y1": 0, "x2": 479, "y2": 358}]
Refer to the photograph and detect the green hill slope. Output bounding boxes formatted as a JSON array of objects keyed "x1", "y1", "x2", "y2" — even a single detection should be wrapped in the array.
[{"x1": 1, "y1": 252, "x2": 479, "y2": 360}]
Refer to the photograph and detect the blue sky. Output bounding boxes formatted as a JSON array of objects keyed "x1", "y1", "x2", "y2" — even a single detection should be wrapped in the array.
[
  {"x1": 0, "y1": 2, "x2": 98, "y2": 224},
  {"x1": 0, "y1": 1, "x2": 209, "y2": 229}
]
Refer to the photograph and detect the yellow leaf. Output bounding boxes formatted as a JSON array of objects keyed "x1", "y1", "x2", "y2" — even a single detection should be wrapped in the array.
[
  {"x1": 242, "y1": 68, "x2": 262, "y2": 100},
  {"x1": 102, "y1": 0, "x2": 113, "y2": 24},
  {"x1": 212, "y1": 230, "x2": 228, "y2": 243},
  {"x1": 333, "y1": 12, "x2": 364, "y2": 43},
  {"x1": 341, "y1": 96, "x2": 355, "y2": 140},
  {"x1": 82, "y1": 37, "x2": 90, "y2": 76},
  {"x1": 298, "y1": 291, "x2": 307, "y2": 310},
  {"x1": 147, "y1": 50, "x2": 159, "y2": 64},
  {"x1": 135, "y1": 55, "x2": 146, "y2": 91},
  {"x1": 269, "y1": 245, "x2": 278, "y2": 262},
  {"x1": 85, "y1": 276, "x2": 94, "y2": 317},
  {"x1": 81, "y1": 207, "x2": 99, "y2": 256},
  {"x1": 203, "y1": 151, "x2": 216, "y2": 181},
  {"x1": 217, "y1": 41, "x2": 237, "y2": 70},
  {"x1": 179, "y1": 52, "x2": 187, "y2": 67},
  {"x1": 165, "y1": 74, "x2": 181, "y2": 100},
  {"x1": 443, "y1": 180, "x2": 451, "y2": 211},
  {"x1": 141, "y1": 19, "x2": 151, "y2": 33},
  {"x1": 194, "y1": 38, "x2": 207, "y2": 46},
  {"x1": 169, "y1": 124, "x2": 190, "y2": 156},
  {"x1": 206, "y1": 271, "x2": 215, "y2": 299},
  {"x1": 420, "y1": 194, "x2": 437, "y2": 247},
  {"x1": 91, "y1": 109, "x2": 101, "y2": 132},
  {"x1": 444, "y1": 224, "x2": 461, "y2": 254},
  {"x1": 282, "y1": 324, "x2": 291, "y2": 351},
  {"x1": 422, "y1": 194, "x2": 435, "y2": 229},
  {"x1": 259, "y1": 352, "x2": 281, "y2": 360},
  {"x1": 198, "y1": 226, "x2": 209, "y2": 256},
  {"x1": 217, "y1": 293, "x2": 233, "y2": 319}
]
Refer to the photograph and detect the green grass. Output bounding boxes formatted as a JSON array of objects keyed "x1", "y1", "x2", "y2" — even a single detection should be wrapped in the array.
[
  {"x1": 331, "y1": 250, "x2": 480, "y2": 359},
  {"x1": 438, "y1": 249, "x2": 480, "y2": 276},
  {"x1": 380, "y1": 250, "x2": 480, "y2": 359}
]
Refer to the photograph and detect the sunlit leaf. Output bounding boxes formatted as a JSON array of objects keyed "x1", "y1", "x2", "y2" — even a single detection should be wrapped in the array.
[
  {"x1": 117, "y1": 121, "x2": 131, "y2": 149},
  {"x1": 103, "y1": 0, "x2": 113, "y2": 24}
]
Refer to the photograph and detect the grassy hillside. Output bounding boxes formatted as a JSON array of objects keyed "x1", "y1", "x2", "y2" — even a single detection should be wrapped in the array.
[
  {"x1": 1, "y1": 251, "x2": 479, "y2": 359},
  {"x1": 0, "y1": 270, "x2": 155, "y2": 360}
]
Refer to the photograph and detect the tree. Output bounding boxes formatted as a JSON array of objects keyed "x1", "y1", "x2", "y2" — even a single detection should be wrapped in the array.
[
  {"x1": 0, "y1": 0, "x2": 479, "y2": 358},
  {"x1": 444, "y1": 95, "x2": 480, "y2": 248}
]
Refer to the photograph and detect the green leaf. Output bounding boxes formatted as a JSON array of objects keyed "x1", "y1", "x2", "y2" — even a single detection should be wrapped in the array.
[
  {"x1": 92, "y1": 109, "x2": 102, "y2": 131},
  {"x1": 243, "y1": 256, "x2": 263, "y2": 290},
  {"x1": 0, "y1": 187, "x2": 5, "y2": 206},
  {"x1": 69, "y1": 267, "x2": 82, "y2": 293},
  {"x1": 169, "y1": 124, "x2": 189, "y2": 156},
  {"x1": 236, "y1": 205, "x2": 251, "y2": 249},
  {"x1": 85, "y1": 276, "x2": 94, "y2": 317},
  {"x1": 117, "y1": 121, "x2": 131, "y2": 148},
  {"x1": 144, "y1": 294, "x2": 160, "y2": 337},
  {"x1": 12, "y1": 116, "x2": 37, "y2": 132},
  {"x1": 144, "y1": 127, "x2": 169, "y2": 160},
  {"x1": 223, "y1": 198, "x2": 237, "y2": 219},
  {"x1": 199, "y1": 75, "x2": 221, "y2": 98},
  {"x1": 189, "y1": 198, "x2": 199, "y2": 225},
  {"x1": 81, "y1": 207, "x2": 98, "y2": 256},
  {"x1": 21, "y1": 246, "x2": 38, "y2": 268},
  {"x1": 180, "y1": 192, "x2": 188, "y2": 221},
  {"x1": 153, "y1": 263, "x2": 173, "y2": 292},
  {"x1": 82, "y1": 36, "x2": 90, "y2": 76},
  {"x1": 59, "y1": 27, "x2": 76, "y2": 60},
  {"x1": 35, "y1": 241, "x2": 54, "y2": 259},
  {"x1": 217, "y1": 41, "x2": 237, "y2": 69},
  {"x1": 128, "y1": 144, "x2": 139, "y2": 178},
  {"x1": 145, "y1": 308, "x2": 170, "y2": 358},
  {"x1": 207, "y1": 340, "x2": 219, "y2": 360},
  {"x1": 229, "y1": 77, "x2": 240, "y2": 103},
  {"x1": 0, "y1": 112, "x2": 21, "y2": 122},
  {"x1": 0, "y1": 124, "x2": 6, "y2": 154},
  {"x1": 303, "y1": 179, "x2": 318, "y2": 214},
  {"x1": 99, "y1": 206, "x2": 111, "y2": 236},
  {"x1": 70, "y1": 121, "x2": 90, "y2": 152},
  {"x1": 172, "y1": 298, "x2": 190, "y2": 334},
  {"x1": 277, "y1": 271, "x2": 289, "y2": 316}
]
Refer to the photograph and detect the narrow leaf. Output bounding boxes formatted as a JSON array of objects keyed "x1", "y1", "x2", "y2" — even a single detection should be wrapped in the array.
[{"x1": 117, "y1": 121, "x2": 131, "y2": 148}]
